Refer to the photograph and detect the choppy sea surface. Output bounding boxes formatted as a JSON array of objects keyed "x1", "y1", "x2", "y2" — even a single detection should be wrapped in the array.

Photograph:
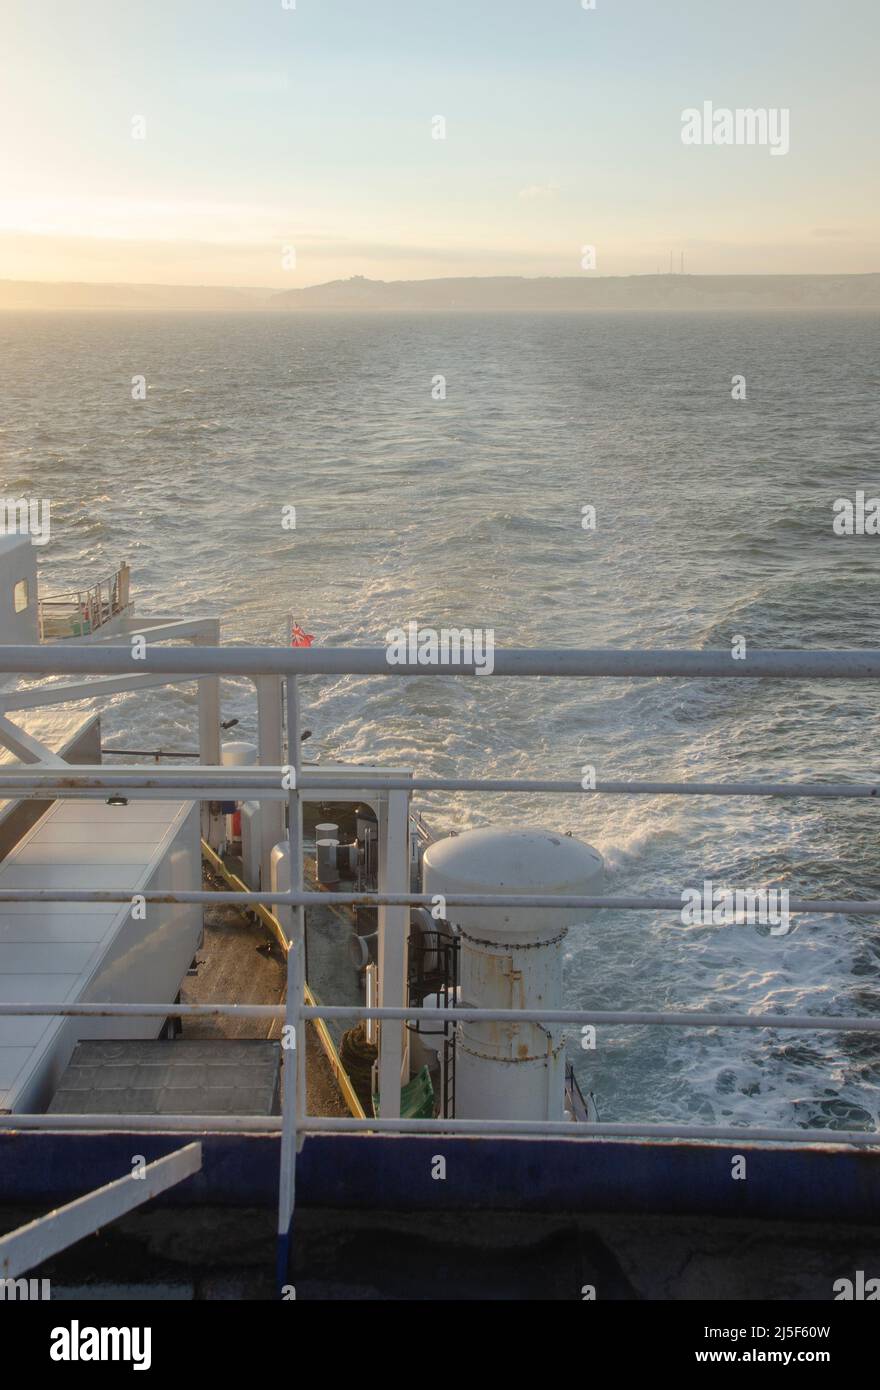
[{"x1": 2, "y1": 309, "x2": 879, "y2": 1131}]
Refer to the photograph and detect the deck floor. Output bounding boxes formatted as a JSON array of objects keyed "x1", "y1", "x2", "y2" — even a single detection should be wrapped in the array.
[{"x1": 181, "y1": 863, "x2": 349, "y2": 1117}]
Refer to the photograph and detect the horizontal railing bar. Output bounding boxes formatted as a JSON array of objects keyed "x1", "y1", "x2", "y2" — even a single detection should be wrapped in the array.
[
  {"x1": 0, "y1": 787, "x2": 295, "y2": 803},
  {"x1": 0, "y1": 1002, "x2": 281, "y2": 1019},
  {"x1": 0, "y1": 673, "x2": 209, "y2": 711},
  {"x1": 0, "y1": 887, "x2": 877, "y2": 914},
  {"x1": 301, "y1": 1117, "x2": 880, "y2": 1146},
  {"x1": 289, "y1": 776, "x2": 880, "y2": 799},
  {"x1": 1, "y1": 765, "x2": 877, "y2": 801},
  {"x1": 0, "y1": 791, "x2": 297, "y2": 804},
  {"x1": 100, "y1": 748, "x2": 201, "y2": 758},
  {"x1": 0, "y1": 767, "x2": 291, "y2": 786},
  {"x1": 303, "y1": 1005, "x2": 880, "y2": 1033},
  {"x1": 0, "y1": 1114, "x2": 282, "y2": 1132},
  {"x1": 3, "y1": 1001, "x2": 880, "y2": 1033},
  {"x1": 0, "y1": 645, "x2": 879, "y2": 679},
  {"x1": 2, "y1": 1113, "x2": 877, "y2": 1148}
]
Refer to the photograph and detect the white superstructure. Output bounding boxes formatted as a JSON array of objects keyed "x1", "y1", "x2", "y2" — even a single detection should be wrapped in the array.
[
  {"x1": 0, "y1": 532, "x2": 215, "y2": 1114},
  {"x1": 0, "y1": 797, "x2": 201, "y2": 1112}
]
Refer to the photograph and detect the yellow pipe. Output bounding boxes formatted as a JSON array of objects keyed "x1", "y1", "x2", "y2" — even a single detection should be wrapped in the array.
[{"x1": 200, "y1": 839, "x2": 366, "y2": 1120}]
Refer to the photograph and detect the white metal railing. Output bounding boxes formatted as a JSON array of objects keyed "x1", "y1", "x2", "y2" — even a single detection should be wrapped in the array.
[
  {"x1": 0, "y1": 644, "x2": 879, "y2": 1270},
  {"x1": 1, "y1": 644, "x2": 879, "y2": 677},
  {"x1": 37, "y1": 564, "x2": 130, "y2": 640},
  {"x1": 0, "y1": 765, "x2": 878, "y2": 802}
]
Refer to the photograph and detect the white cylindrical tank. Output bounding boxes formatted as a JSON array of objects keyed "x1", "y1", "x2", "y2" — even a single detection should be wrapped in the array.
[
  {"x1": 221, "y1": 741, "x2": 258, "y2": 849},
  {"x1": 316, "y1": 837, "x2": 340, "y2": 886},
  {"x1": 422, "y1": 827, "x2": 603, "y2": 1121},
  {"x1": 315, "y1": 823, "x2": 339, "y2": 884},
  {"x1": 221, "y1": 740, "x2": 259, "y2": 768}
]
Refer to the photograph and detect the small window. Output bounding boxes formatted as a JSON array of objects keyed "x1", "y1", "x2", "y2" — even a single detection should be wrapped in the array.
[{"x1": 13, "y1": 579, "x2": 29, "y2": 613}]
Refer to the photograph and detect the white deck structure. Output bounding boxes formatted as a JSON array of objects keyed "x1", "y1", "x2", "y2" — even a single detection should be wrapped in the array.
[
  {"x1": 0, "y1": 797, "x2": 201, "y2": 1113},
  {"x1": 0, "y1": 531, "x2": 214, "y2": 1114}
]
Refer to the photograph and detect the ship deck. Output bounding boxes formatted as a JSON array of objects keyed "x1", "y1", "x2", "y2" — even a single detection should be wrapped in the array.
[{"x1": 188, "y1": 856, "x2": 350, "y2": 1118}]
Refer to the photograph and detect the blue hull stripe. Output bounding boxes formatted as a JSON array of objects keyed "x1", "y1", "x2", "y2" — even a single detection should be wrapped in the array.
[{"x1": 1, "y1": 1132, "x2": 877, "y2": 1220}]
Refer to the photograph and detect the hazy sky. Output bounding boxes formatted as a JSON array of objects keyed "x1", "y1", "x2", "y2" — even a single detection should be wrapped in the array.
[{"x1": 2, "y1": 0, "x2": 878, "y2": 286}]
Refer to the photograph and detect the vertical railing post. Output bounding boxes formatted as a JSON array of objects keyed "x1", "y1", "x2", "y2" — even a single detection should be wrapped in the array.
[
  {"x1": 196, "y1": 619, "x2": 222, "y2": 847},
  {"x1": 276, "y1": 673, "x2": 306, "y2": 1291},
  {"x1": 376, "y1": 787, "x2": 411, "y2": 1118},
  {"x1": 276, "y1": 941, "x2": 299, "y2": 1292},
  {"x1": 256, "y1": 676, "x2": 285, "y2": 887},
  {"x1": 285, "y1": 675, "x2": 306, "y2": 1139}
]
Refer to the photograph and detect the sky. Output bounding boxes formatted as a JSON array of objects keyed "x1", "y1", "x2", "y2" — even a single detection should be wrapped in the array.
[{"x1": 1, "y1": 0, "x2": 878, "y2": 286}]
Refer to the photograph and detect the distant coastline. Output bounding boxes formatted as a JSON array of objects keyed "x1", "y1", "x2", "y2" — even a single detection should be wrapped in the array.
[{"x1": 2, "y1": 272, "x2": 879, "y2": 313}]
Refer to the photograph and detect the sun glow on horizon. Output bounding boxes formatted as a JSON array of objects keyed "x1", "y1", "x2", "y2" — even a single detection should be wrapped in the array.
[{"x1": 1, "y1": 0, "x2": 877, "y2": 288}]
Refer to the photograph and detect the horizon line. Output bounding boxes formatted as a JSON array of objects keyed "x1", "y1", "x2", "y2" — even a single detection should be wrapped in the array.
[{"x1": 2, "y1": 269, "x2": 880, "y2": 293}]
